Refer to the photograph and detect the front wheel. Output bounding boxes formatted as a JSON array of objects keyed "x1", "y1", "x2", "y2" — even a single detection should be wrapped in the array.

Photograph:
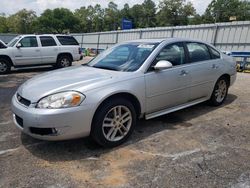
[
  {"x1": 0, "y1": 58, "x2": 11, "y2": 74},
  {"x1": 209, "y1": 77, "x2": 229, "y2": 106},
  {"x1": 91, "y1": 98, "x2": 137, "y2": 147}
]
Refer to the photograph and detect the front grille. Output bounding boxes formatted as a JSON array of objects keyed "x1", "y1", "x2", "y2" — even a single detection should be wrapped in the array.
[
  {"x1": 17, "y1": 93, "x2": 31, "y2": 107},
  {"x1": 15, "y1": 114, "x2": 23, "y2": 127}
]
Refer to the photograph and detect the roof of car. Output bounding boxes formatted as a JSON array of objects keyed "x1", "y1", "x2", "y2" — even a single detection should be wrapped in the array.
[
  {"x1": 16, "y1": 34, "x2": 73, "y2": 37},
  {"x1": 125, "y1": 37, "x2": 206, "y2": 44}
]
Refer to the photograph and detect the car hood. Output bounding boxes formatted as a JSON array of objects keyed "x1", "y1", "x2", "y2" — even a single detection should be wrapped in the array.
[{"x1": 17, "y1": 66, "x2": 119, "y2": 102}]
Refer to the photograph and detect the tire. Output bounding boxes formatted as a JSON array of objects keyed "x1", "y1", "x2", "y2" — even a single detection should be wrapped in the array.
[
  {"x1": 209, "y1": 77, "x2": 229, "y2": 106},
  {"x1": 56, "y1": 55, "x2": 72, "y2": 68},
  {"x1": 0, "y1": 58, "x2": 11, "y2": 74},
  {"x1": 91, "y1": 98, "x2": 137, "y2": 148}
]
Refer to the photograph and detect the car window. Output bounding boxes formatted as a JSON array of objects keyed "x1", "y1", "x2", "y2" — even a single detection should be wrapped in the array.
[
  {"x1": 154, "y1": 43, "x2": 185, "y2": 67},
  {"x1": 56, "y1": 36, "x2": 79, "y2": 45},
  {"x1": 19, "y1": 37, "x2": 38, "y2": 47},
  {"x1": 209, "y1": 46, "x2": 220, "y2": 59},
  {"x1": 87, "y1": 42, "x2": 158, "y2": 72},
  {"x1": 40, "y1": 36, "x2": 57, "y2": 47},
  {"x1": 187, "y1": 42, "x2": 211, "y2": 63},
  {"x1": 7, "y1": 36, "x2": 21, "y2": 47}
]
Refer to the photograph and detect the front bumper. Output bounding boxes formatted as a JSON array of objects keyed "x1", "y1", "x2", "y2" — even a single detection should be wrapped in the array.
[
  {"x1": 230, "y1": 73, "x2": 237, "y2": 86},
  {"x1": 11, "y1": 95, "x2": 94, "y2": 141}
]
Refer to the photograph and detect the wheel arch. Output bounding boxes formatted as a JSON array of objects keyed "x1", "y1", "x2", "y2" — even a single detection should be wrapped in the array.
[
  {"x1": 0, "y1": 55, "x2": 13, "y2": 66},
  {"x1": 57, "y1": 53, "x2": 73, "y2": 62},
  {"x1": 218, "y1": 74, "x2": 230, "y2": 86},
  {"x1": 92, "y1": 92, "x2": 142, "y2": 121}
]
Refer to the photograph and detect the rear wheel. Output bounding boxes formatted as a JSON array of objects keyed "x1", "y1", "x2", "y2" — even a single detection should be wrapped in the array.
[
  {"x1": 0, "y1": 58, "x2": 11, "y2": 74},
  {"x1": 56, "y1": 55, "x2": 72, "y2": 68},
  {"x1": 209, "y1": 77, "x2": 229, "y2": 106},
  {"x1": 91, "y1": 98, "x2": 136, "y2": 147}
]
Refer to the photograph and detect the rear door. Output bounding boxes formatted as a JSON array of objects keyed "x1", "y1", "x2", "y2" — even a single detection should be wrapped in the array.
[
  {"x1": 145, "y1": 42, "x2": 191, "y2": 114},
  {"x1": 39, "y1": 36, "x2": 59, "y2": 64},
  {"x1": 185, "y1": 42, "x2": 221, "y2": 101},
  {"x1": 13, "y1": 36, "x2": 42, "y2": 66}
]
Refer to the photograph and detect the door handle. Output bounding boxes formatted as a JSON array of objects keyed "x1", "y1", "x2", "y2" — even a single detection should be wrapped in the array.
[
  {"x1": 180, "y1": 70, "x2": 188, "y2": 76},
  {"x1": 212, "y1": 64, "x2": 219, "y2": 69},
  {"x1": 35, "y1": 49, "x2": 40, "y2": 52}
]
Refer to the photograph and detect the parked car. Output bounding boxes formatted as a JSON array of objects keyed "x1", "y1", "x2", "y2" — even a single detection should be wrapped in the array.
[
  {"x1": 0, "y1": 39, "x2": 7, "y2": 49},
  {"x1": 11, "y1": 38, "x2": 237, "y2": 147},
  {"x1": 0, "y1": 34, "x2": 82, "y2": 74}
]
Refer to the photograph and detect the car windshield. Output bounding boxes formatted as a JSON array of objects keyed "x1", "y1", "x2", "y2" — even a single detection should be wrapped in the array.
[
  {"x1": 87, "y1": 42, "x2": 159, "y2": 72},
  {"x1": 7, "y1": 36, "x2": 21, "y2": 47}
]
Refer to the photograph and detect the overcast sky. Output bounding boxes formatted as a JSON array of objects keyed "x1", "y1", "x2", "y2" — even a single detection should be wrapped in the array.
[{"x1": 1, "y1": 0, "x2": 212, "y2": 16}]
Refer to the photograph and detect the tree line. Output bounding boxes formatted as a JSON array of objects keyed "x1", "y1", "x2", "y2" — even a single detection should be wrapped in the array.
[{"x1": 0, "y1": 0, "x2": 249, "y2": 34}]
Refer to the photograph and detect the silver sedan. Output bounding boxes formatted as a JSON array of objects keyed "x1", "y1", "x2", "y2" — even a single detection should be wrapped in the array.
[{"x1": 11, "y1": 38, "x2": 237, "y2": 147}]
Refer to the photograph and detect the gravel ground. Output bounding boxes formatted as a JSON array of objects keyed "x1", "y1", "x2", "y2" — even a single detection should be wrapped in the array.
[{"x1": 0, "y1": 61, "x2": 250, "y2": 188}]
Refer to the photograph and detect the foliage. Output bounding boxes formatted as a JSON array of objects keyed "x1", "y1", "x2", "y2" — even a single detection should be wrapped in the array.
[
  {"x1": 157, "y1": 0, "x2": 196, "y2": 26},
  {"x1": 6, "y1": 9, "x2": 37, "y2": 33},
  {"x1": 0, "y1": 0, "x2": 249, "y2": 34},
  {"x1": 203, "y1": 0, "x2": 250, "y2": 23},
  {"x1": 36, "y1": 8, "x2": 80, "y2": 33}
]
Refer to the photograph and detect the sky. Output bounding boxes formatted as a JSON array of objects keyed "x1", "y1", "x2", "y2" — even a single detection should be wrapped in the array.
[{"x1": 0, "y1": 0, "x2": 212, "y2": 16}]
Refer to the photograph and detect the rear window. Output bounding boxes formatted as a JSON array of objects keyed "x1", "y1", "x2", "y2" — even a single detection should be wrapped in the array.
[
  {"x1": 56, "y1": 36, "x2": 79, "y2": 46},
  {"x1": 209, "y1": 46, "x2": 221, "y2": 59}
]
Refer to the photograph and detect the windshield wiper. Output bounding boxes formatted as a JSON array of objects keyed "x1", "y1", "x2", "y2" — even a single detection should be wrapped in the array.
[{"x1": 92, "y1": 65, "x2": 119, "y2": 71}]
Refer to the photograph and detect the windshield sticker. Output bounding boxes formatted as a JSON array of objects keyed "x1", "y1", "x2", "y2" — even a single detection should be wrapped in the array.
[{"x1": 137, "y1": 44, "x2": 155, "y2": 49}]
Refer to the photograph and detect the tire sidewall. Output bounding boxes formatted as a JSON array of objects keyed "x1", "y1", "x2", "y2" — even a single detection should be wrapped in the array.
[
  {"x1": 209, "y1": 77, "x2": 229, "y2": 106},
  {"x1": 91, "y1": 98, "x2": 137, "y2": 147},
  {"x1": 0, "y1": 58, "x2": 11, "y2": 74},
  {"x1": 57, "y1": 55, "x2": 72, "y2": 68}
]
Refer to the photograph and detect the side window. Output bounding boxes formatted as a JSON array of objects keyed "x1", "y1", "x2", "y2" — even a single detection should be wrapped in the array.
[
  {"x1": 187, "y1": 42, "x2": 211, "y2": 63},
  {"x1": 155, "y1": 43, "x2": 185, "y2": 66},
  {"x1": 19, "y1": 37, "x2": 38, "y2": 47},
  {"x1": 209, "y1": 46, "x2": 221, "y2": 59},
  {"x1": 40, "y1": 36, "x2": 57, "y2": 47},
  {"x1": 56, "y1": 36, "x2": 79, "y2": 45}
]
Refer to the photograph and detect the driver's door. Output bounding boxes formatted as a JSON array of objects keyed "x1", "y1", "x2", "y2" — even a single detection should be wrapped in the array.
[
  {"x1": 144, "y1": 42, "x2": 191, "y2": 114},
  {"x1": 13, "y1": 36, "x2": 42, "y2": 66}
]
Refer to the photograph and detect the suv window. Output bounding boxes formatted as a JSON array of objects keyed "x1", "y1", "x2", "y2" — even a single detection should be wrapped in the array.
[
  {"x1": 56, "y1": 36, "x2": 79, "y2": 45},
  {"x1": 209, "y1": 46, "x2": 220, "y2": 59},
  {"x1": 187, "y1": 42, "x2": 211, "y2": 63},
  {"x1": 40, "y1": 36, "x2": 57, "y2": 47},
  {"x1": 19, "y1": 37, "x2": 38, "y2": 47},
  {"x1": 154, "y1": 43, "x2": 185, "y2": 66}
]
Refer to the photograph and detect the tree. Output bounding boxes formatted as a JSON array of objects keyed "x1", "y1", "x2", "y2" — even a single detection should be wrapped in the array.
[
  {"x1": 36, "y1": 8, "x2": 80, "y2": 33},
  {"x1": 0, "y1": 14, "x2": 8, "y2": 33},
  {"x1": 104, "y1": 2, "x2": 120, "y2": 31},
  {"x1": 203, "y1": 0, "x2": 250, "y2": 23},
  {"x1": 156, "y1": 0, "x2": 196, "y2": 26},
  {"x1": 7, "y1": 9, "x2": 37, "y2": 33},
  {"x1": 130, "y1": 4, "x2": 144, "y2": 28},
  {"x1": 142, "y1": 0, "x2": 157, "y2": 27}
]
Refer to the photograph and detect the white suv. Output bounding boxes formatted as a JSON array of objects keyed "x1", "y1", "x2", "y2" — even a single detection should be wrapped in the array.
[{"x1": 0, "y1": 34, "x2": 82, "y2": 74}]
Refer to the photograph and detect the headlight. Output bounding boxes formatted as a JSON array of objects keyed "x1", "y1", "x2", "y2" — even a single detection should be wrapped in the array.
[{"x1": 37, "y1": 91, "x2": 85, "y2": 109}]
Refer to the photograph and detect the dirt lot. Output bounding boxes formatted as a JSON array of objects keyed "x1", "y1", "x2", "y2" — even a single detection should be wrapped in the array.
[{"x1": 0, "y1": 61, "x2": 250, "y2": 188}]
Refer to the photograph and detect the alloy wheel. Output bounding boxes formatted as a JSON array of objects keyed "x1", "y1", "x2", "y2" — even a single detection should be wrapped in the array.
[
  {"x1": 0, "y1": 62, "x2": 7, "y2": 73},
  {"x1": 102, "y1": 105, "x2": 132, "y2": 142},
  {"x1": 215, "y1": 79, "x2": 227, "y2": 103}
]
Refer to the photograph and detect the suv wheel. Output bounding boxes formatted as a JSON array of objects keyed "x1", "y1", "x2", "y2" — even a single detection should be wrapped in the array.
[
  {"x1": 209, "y1": 77, "x2": 229, "y2": 106},
  {"x1": 56, "y1": 55, "x2": 72, "y2": 68},
  {"x1": 91, "y1": 98, "x2": 136, "y2": 147},
  {"x1": 0, "y1": 58, "x2": 11, "y2": 74}
]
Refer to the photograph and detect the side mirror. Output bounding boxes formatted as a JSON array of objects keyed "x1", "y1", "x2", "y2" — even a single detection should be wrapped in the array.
[
  {"x1": 16, "y1": 43, "x2": 22, "y2": 48},
  {"x1": 153, "y1": 60, "x2": 173, "y2": 71}
]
